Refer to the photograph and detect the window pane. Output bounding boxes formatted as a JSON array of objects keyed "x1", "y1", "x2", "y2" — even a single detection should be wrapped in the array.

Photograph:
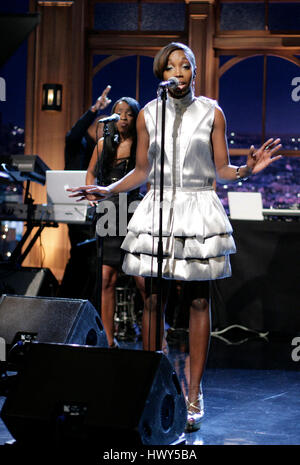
[
  {"x1": 0, "y1": 40, "x2": 27, "y2": 137},
  {"x1": 220, "y1": 3, "x2": 265, "y2": 31},
  {"x1": 0, "y1": 0, "x2": 28, "y2": 13},
  {"x1": 93, "y1": 55, "x2": 108, "y2": 68},
  {"x1": 92, "y1": 56, "x2": 137, "y2": 113},
  {"x1": 94, "y1": 3, "x2": 138, "y2": 31},
  {"x1": 265, "y1": 56, "x2": 300, "y2": 151},
  {"x1": 217, "y1": 55, "x2": 300, "y2": 210},
  {"x1": 219, "y1": 56, "x2": 264, "y2": 148},
  {"x1": 92, "y1": 56, "x2": 160, "y2": 111},
  {"x1": 141, "y1": 3, "x2": 186, "y2": 31},
  {"x1": 139, "y1": 56, "x2": 159, "y2": 108},
  {"x1": 219, "y1": 55, "x2": 235, "y2": 66},
  {"x1": 269, "y1": 2, "x2": 300, "y2": 32}
]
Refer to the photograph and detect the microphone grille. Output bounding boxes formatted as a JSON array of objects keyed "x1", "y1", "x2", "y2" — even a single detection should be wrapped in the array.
[{"x1": 169, "y1": 77, "x2": 179, "y2": 88}]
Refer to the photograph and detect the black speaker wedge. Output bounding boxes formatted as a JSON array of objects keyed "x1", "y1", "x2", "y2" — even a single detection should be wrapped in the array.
[
  {"x1": 1, "y1": 342, "x2": 187, "y2": 448},
  {"x1": 0, "y1": 294, "x2": 107, "y2": 349}
]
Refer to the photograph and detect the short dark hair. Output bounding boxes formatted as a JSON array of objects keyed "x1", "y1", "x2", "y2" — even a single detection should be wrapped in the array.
[{"x1": 153, "y1": 42, "x2": 196, "y2": 80}]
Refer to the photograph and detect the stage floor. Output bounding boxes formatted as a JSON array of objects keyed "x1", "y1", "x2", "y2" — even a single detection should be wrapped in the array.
[{"x1": 0, "y1": 328, "x2": 299, "y2": 452}]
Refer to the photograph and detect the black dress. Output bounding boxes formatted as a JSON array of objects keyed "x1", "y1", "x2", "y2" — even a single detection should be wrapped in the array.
[{"x1": 96, "y1": 157, "x2": 141, "y2": 270}]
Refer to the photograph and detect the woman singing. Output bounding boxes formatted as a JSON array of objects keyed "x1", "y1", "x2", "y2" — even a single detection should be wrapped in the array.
[{"x1": 69, "y1": 43, "x2": 281, "y2": 432}]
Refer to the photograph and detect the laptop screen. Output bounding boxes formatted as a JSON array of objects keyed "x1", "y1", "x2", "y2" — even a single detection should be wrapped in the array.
[
  {"x1": 46, "y1": 170, "x2": 90, "y2": 206},
  {"x1": 228, "y1": 192, "x2": 264, "y2": 220}
]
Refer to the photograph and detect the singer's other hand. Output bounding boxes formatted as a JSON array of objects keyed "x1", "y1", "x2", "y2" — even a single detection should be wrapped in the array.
[
  {"x1": 67, "y1": 185, "x2": 112, "y2": 202},
  {"x1": 91, "y1": 85, "x2": 112, "y2": 112},
  {"x1": 246, "y1": 138, "x2": 282, "y2": 175}
]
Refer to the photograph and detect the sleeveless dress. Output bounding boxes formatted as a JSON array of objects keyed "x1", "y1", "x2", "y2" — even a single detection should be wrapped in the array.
[
  {"x1": 121, "y1": 91, "x2": 236, "y2": 281},
  {"x1": 95, "y1": 157, "x2": 140, "y2": 269}
]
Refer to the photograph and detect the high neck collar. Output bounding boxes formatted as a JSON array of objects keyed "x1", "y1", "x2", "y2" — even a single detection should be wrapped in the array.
[{"x1": 167, "y1": 89, "x2": 195, "y2": 110}]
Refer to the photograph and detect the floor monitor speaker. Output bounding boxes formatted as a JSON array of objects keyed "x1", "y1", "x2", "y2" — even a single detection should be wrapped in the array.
[
  {"x1": 0, "y1": 266, "x2": 59, "y2": 297},
  {"x1": 0, "y1": 294, "x2": 107, "y2": 349},
  {"x1": 1, "y1": 343, "x2": 187, "y2": 448}
]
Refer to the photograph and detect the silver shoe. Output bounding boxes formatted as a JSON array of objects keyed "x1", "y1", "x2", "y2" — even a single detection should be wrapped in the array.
[
  {"x1": 108, "y1": 338, "x2": 120, "y2": 349},
  {"x1": 185, "y1": 393, "x2": 204, "y2": 432}
]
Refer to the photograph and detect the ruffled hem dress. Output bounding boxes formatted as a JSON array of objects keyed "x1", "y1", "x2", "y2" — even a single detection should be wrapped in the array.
[{"x1": 121, "y1": 91, "x2": 236, "y2": 281}]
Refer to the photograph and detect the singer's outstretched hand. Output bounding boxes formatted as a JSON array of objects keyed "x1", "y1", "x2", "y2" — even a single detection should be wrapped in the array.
[
  {"x1": 246, "y1": 138, "x2": 282, "y2": 174},
  {"x1": 67, "y1": 185, "x2": 112, "y2": 202},
  {"x1": 91, "y1": 85, "x2": 112, "y2": 112}
]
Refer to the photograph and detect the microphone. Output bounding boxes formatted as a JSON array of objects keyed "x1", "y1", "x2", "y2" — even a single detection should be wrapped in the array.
[
  {"x1": 158, "y1": 77, "x2": 179, "y2": 89},
  {"x1": 98, "y1": 113, "x2": 120, "y2": 124}
]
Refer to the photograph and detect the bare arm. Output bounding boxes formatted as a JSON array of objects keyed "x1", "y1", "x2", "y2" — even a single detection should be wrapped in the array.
[
  {"x1": 107, "y1": 109, "x2": 150, "y2": 193},
  {"x1": 212, "y1": 107, "x2": 252, "y2": 182},
  {"x1": 212, "y1": 107, "x2": 282, "y2": 183},
  {"x1": 86, "y1": 138, "x2": 103, "y2": 185},
  {"x1": 82, "y1": 139, "x2": 103, "y2": 205}
]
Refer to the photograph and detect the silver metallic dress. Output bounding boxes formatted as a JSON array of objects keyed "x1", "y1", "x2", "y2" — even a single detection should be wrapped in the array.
[{"x1": 121, "y1": 91, "x2": 236, "y2": 281}]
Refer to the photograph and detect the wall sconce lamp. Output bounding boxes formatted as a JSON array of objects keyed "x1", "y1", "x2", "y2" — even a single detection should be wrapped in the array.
[
  {"x1": 42, "y1": 84, "x2": 62, "y2": 111},
  {"x1": 38, "y1": 2, "x2": 74, "y2": 6}
]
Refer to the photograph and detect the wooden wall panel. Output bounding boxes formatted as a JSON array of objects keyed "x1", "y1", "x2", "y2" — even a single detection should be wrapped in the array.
[
  {"x1": 24, "y1": 1, "x2": 87, "y2": 281},
  {"x1": 188, "y1": 1, "x2": 218, "y2": 99}
]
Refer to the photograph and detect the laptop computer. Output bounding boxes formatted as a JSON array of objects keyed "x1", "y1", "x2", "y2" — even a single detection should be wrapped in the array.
[
  {"x1": 228, "y1": 191, "x2": 264, "y2": 220},
  {"x1": 46, "y1": 170, "x2": 89, "y2": 205},
  {"x1": 46, "y1": 170, "x2": 89, "y2": 223}
]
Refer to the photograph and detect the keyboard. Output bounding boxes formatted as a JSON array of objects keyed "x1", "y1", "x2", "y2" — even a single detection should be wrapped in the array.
[
  {"x1": 262, "y1": 208, "x2": 300, "y2": 217},
  {"x1": 0, "y1": 202, "x2": 95, "y2": 224}
]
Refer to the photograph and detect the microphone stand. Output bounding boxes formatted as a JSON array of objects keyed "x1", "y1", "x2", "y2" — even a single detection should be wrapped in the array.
[
  {"x1": 95, "y1": 122, "x2": 109, "y2": 316},
  {"x1": 155, "y1": 85, "x2": 168, "y2": 352}
]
